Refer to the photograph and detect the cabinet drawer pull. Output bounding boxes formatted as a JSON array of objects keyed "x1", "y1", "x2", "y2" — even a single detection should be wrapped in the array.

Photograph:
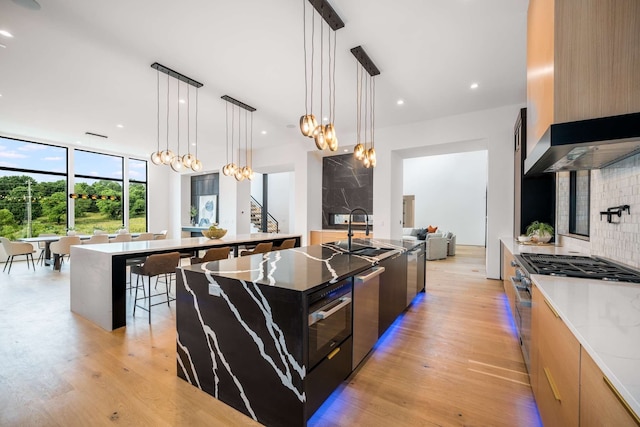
[
  {"x1": 544, "y1": 299, "x2": 560, "y2": 318},
  {"x1": 603, "y1": 375, "x2": 640, "y2": 425},
  {"x1": 543, "y1": 367, "x2": 562, "y2": 402},
  {"x1": 327, "y1": 347, "x2": 341, "y2": 360}
]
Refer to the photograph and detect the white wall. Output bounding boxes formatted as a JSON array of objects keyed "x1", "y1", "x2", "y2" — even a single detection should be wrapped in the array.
[
  {"x1": 267, "y1": 172, "x2": 292, "y2": 233},
  {"x1": 403, "y1": 151, "x2": 488, "y2": 246}
]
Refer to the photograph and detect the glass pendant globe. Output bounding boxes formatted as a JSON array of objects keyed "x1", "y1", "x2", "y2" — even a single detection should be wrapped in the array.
[
  {"x1": 242, "y1": 166, "x2": 251, "y2": 178},
  {"x1": 229, "y1": 162, "x2": 238, "y2": 175},
  {"x1": 248, "y1": 169, "x2": 255, "y2": 180},
  {"x1": 328, "y1": 135, "x2": 338, "y2": 152},
  {"x1": 313, "y1": 126, "x2": 327, "y2": 150},
  {"x1": 300, "y1": 114, "x2": 317, "y2": 137},
  {"x1": 222, "y1": 164, "x2": 230, "y2": 176},
  {"x1": 191, "y1": 159, "x2": 203, "y2": 172},
  {"x1": 363, "y1": 152, "x2": 371, "y2": 168},
  {"x1": 354, "y1": 143, "x2": 365, "y2": 160},
  {"x1": 151, "y1": 151, "x2": 162, "y2": 165},
  {"x1": 234, "y1": 168, "x2": 245, "y2": 181},
  {"x1": 182, "y1": 153, "x2": 195, "y2": 168},
  {"x1": 368, "y1": 148, "x2": 377, "y2": 167},
  {"x1": 160, "y1": 149, "x2": 174, "y2": 165},
  {"x1": 170, "y1": 156, "x2": 183, "y2": 172}
]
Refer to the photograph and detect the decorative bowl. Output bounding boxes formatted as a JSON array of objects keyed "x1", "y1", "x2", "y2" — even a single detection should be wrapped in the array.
[
  {"x1": 531, "y1": 234, "x2": 552, "y2": 243},
  {"x1": 517, "y1": 235, "x2": 531, "y2": 243},
  {"x1": 202, "y1": 228, "x2": 227, "y2": 239}
]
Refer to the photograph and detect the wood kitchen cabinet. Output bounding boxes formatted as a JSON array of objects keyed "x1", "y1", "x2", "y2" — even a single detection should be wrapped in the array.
[
  {"x1": 526, "y1": 0, "x2": 640, "y2": 153},
  {"x1": 531, "y1": 285, "x2": 580, "y2": 427},
  {"x1": 309, "y1": 230, "x2": 373, "y2": 245},
  {"x1": 580, "y1": 347, "x2": 640, "y2": 427}
]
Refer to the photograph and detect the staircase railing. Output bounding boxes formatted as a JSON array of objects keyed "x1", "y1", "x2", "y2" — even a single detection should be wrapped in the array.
[{"x1": 250, "y1": 196, "x2": 279, "y2": 233}]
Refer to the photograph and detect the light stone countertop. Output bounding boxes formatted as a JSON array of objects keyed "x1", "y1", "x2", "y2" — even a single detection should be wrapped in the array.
[
  {"x1": 500, "y1": 237, "x2": 590, "y2": 257},
  {"x1": 533, "y1": 275, "x2": 640, "y2": 419}
]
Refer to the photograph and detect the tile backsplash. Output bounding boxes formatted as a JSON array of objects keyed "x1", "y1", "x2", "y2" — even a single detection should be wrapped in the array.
[{"x1": 590, "y1": 153, "x2": 640, "y2": 269}]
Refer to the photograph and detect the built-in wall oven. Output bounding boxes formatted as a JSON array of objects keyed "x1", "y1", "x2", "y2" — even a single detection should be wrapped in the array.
[
  {"x1": 307, "y1": 278, "x2": 353, "y2": 369},
  {"x1": 306, "y1": 278, "x2": 353, "y2": 418}
]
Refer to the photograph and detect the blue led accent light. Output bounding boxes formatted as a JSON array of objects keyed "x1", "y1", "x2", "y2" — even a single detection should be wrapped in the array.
[
  {"x1": 500, "y1": 293, "x2": 519, "y2": 337},
  {"x1": 307, "y1": 384, "x2": 349, "y2": 426}
]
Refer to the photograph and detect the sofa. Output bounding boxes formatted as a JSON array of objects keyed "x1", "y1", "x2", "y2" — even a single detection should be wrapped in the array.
[
  {"x1": 425, "y1": 233, "x2": 448, "y2": 260},
  {"x1": 402, "y1": 228, "x2": 456, "y2": 258}
]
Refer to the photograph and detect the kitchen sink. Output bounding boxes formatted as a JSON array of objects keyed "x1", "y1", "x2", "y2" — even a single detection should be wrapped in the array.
[{"x1": 351, "y1": 247, "x2": 395, "y2": 257}]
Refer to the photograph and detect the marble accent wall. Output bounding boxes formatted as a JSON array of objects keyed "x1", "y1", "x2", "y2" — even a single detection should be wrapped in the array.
[
  {"x1": 590, "y1": 153, "x2": 640, "y2": 269},
  {"x1": 322, "y1": 154, "x2": 373, "y2": 229}
]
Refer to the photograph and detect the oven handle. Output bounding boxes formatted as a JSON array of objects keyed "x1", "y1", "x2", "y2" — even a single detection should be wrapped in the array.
[
  {"x1": 311, "y1": 297, "x2": 352, "y2": 324},
  {"x1": 511, "y1": 278, "x2": 532, "y2": 308}
]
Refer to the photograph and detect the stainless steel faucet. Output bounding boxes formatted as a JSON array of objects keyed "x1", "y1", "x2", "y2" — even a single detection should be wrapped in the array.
[{"x1": 347, "y1": 208, "x2": 370, "y2": 253}]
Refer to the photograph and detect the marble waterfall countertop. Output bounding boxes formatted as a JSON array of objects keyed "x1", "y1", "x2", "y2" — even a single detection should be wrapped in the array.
[
  {"x1": 533, "y1": 275, "x2": 640, "y2": 418},
  {"x1": 180, "y1": 238, "x2": 413, "y2": 293}
]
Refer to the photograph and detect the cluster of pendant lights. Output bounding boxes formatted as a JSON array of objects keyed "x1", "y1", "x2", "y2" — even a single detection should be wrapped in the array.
[
  {"x1": 299, "y1": 0, "x2": 341, "y2": 151},
  {"x1": 353, "y1": 50, "x2": 378, "y2": 168},
  {"x1": 221, "y1": 96, "x2": 255, "y2": 181},
  {"x1": 150, "y1": 63, "x2": 203, "y2": 173}
]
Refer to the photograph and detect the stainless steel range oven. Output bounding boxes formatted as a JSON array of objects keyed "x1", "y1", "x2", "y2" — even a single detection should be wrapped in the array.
[
  {"x1": 307, "y1": 278, "x2": 353, "y2": 369},
  {"x1": 510, "y1": 257, "x2": 532, "y2": 374}
]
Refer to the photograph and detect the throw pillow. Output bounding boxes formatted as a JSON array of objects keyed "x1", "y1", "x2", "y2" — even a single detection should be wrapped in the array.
[
  {"x1": 416, "y1": 228, "x2": 427, "y2": 240},
  {"x1": 427, "y1": 225, "x2": 438, "y2": 233}
]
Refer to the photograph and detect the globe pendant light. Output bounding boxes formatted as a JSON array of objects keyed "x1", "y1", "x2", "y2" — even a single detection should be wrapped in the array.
[
  {"x1": 299, "y1": 0, "x2": 343, "y2": 150},
  {"x1": 150, "y1": 63, "x2": 203, "y2": 172},
  {"x1": 354, "y1": 143, "x2": 364, "y2": 160},
  {"x1": 221, "y1": 95, "x2": 256, "y2": 181},
  {"x1": 351, "y1": 46, "x2": 380, "y2": 168}
]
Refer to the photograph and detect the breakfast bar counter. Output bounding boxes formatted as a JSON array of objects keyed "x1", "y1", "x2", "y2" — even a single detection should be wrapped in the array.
[{"x1": 69, "y1": 233, "x2": 301, "y2": 331}]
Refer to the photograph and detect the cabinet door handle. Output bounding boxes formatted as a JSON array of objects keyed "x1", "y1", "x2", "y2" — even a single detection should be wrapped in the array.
[
  {"x1": 544, "y1": 298, "x2": 560, "y2": 318},
  {"x1": 543, "y1": 367, "x2": 562, "y2": 402},
  {"x1": 603, "y1": 375, "x2": 640, "y2": 425},
  {"x1": 327, "y1": 347, "x2": 341, "y2": 360}
]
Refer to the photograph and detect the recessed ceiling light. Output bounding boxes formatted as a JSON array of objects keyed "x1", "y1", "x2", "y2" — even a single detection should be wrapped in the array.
[
  {"x1": 261, "y1": 130, "x2": 267, "y2": 135},
  {"x1": 0, "y1": 30, "x2": 14, "y2": 38},
  {"x1": 343, "y1": 148, "x2": 349, "y2": 152},
  {"x1": 116, "y1": 124, "x2": 124, "y2": 128},
  {"x1": 179, "y1": 99, "x2": 186, "y2": 104},
  {"x1": 470, "y1": 83, "x2": 479, "y2": 89},
  {"x1": 191, "y1": 142, "x2": 196, "y2": 146},
  {"x1": 323, "y1": 117, "x2": 328, "y2": 121},
  {"x1": 397, "y1": 99, "x2": 404, "y2": 105}
]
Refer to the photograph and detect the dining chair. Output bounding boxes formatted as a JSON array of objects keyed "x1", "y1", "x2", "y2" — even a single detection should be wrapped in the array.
[
  {"x1": 83, "y1": 234, "x2": 110, "y2": 244},
  {"x1": 154, "y1": 230, "x2": 168, "y2": 240},
  {"x1": 110, "y1": 233, "x2": 132, "y2": 243},
  {"x1": 191, "y1": 246, "x2": 230, "y2": 264},
  {"x1": 36, "y1": 233, "x2": 57, "y2": 265},
  {"x1": 131, "y1": 252, "x2": 180, "y2": 324},
  {"x1": 133, "y1": 232, "x2": 154, "y2": 241},
  {"x1": 49, "y1": 235, "x2": 82, "y2": 269},
  {"x1": 1, "y1": 237, "x2": 36, "y2": 273},
  {"x1": 240, "y1": 242, "x2": 273, "y2": 257},
  {"x1": 273, "y1": 239, "x2": 296, "y2": 251}
]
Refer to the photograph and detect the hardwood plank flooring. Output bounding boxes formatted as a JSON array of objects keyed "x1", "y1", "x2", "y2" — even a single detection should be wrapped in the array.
[{"x1": 0, "y1": 246, "x2": 541, "y2": 426}]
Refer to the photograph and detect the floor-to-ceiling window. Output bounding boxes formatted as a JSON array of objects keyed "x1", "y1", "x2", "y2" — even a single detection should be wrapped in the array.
[
  {"x1": 73, "y1": 150, "x2": 124, "y2": 234},
  {"x1": 0, "y1": 137, "x2": 67, "y2": 238},
  {"x1": 128, "y1": 158, "x2": 147, "y2": 233}
]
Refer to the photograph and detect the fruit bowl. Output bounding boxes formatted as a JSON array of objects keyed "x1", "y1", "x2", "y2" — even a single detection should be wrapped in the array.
[{"x1": 202, "y1": 228, "x2": 227, "y2": 239}]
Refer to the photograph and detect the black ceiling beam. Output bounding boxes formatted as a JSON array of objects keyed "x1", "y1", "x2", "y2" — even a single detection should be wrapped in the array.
[
  {"x1": 221, "y1": 95, "x2": 256, "y2": 112},
  {"x1": 151, "y1": 62, "x2": 203, "y2": 88},
  {"x1": 351, "y1": 46, "x2": 380, "y2": 76},
  {"x1": 308, "y1": 0, "x2": 345, "y2": 31}
]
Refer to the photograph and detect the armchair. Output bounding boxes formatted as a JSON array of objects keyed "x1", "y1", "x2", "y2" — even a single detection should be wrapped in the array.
[{"x1": 425, "y1": 234, "x2": 447, "y2": 260}]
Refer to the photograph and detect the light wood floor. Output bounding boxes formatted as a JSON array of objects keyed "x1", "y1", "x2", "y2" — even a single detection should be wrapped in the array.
[{"x1": 0, "y1": 246, "x2": 541, "y2": 426}]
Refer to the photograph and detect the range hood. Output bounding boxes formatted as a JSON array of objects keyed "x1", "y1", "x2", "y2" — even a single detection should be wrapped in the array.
[{"x1": 524, "y1": 112, "x2": 640, "y2": 175}]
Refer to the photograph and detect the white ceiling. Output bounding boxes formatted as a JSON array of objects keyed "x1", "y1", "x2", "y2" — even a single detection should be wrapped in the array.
[{"x1": 0, "y1": 0, "x2": 528, "y2": 163}]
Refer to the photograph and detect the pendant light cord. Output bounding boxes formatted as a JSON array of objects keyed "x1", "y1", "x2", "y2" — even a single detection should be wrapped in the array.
[
  {"x1": 327, "y1": 21, "x2": 332, "y2": 124},
  {"x1": 231, "y1": 104, "x2": 235, "y2": 164},
  {"x1": 363, "y1": 67, "x2": 368, "y2": 148},
  {"x1": 319, "y1": 12, "x2": 323, "y2": 125},
  {"x1": 156, "y1": 68, "x2": 160, "y2": 153},
  {"x1": 249, "y1": 111, "x2": 253, "y2": 168},
  {"x1": 187, "y1": 84, "x2": 191, "y2": 155},
  {"x1": 310, "y1": 3, "x2": 315, "y2": 117},
  {"x1": 356, "y1": 63, "x2": 361, "y2": 145},
  {"x1": 303, "y1": 0, "x2": 308, "y2": 116},
  {"x1": 332, "y1": 31, "x2": 336, "y2": 124},
  {"x1": 195, "y1": 87, "x2": 199, "y2": 159},
  {"x1": 225, "y1": 102, "x2": 229, "y2": 164},
  {"x1": 166, "y1": 73, "x2": 169, "y2": 152},
  {"x1": 372, "y1": 76, "x2": 375, "y2": 149},
  {"x1": 176, "y1": 80, "x2": 180, "y2": 156}
]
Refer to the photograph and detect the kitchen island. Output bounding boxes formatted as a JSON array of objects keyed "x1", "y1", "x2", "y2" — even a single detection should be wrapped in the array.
[{"x1": 176, "y1": 238, "x2": 424, "y2": 427}]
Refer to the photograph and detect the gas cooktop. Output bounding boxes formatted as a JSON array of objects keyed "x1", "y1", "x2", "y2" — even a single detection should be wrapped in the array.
[{"x1": 517, "y1": 253, "x2": 640, "y2": 284}]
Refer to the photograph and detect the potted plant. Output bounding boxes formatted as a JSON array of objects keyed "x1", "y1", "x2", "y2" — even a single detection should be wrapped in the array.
[
  {"x1": 526, "y1": 221, "x2": 554, "y2": 243},
  {"x1": 190, "y1": 205, "x2": 198, "y2": 226},
  {"x1": 66, "y1": 226, "x2": 76, "y2": 236}
]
